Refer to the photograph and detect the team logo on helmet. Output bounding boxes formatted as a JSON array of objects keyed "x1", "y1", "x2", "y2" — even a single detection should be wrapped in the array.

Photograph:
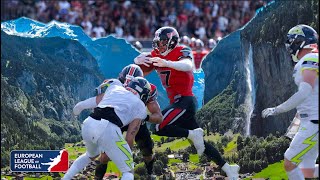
[{"x1": 167, "y1": 31, "x2": 178, "y2": 39}]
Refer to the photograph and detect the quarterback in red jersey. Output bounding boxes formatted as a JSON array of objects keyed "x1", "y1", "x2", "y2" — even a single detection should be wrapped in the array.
[
  {"x1": 134, "y1": 26, "x2": 239, "y2": 179},
  {"x1": 192, "y1": 39, "x2": 209, "y2": 69}
]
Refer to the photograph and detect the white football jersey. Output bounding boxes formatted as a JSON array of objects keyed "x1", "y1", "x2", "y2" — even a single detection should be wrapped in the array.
[
  {"x1": 293, "y1": 52, "x2": 319, "y2": 119},
  {"x1": 97, "y1": 79, "x2": 147, "y2": 126}
]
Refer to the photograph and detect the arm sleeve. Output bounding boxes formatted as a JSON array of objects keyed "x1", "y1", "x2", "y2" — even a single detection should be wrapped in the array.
[
  {"x1": 166, "y1": 59, "x2": 193, "y2": 71},
  {"x1": 147, "y1": 84, "x2": 158, "y2": 103},
  {"x1": 276, "y1": 82, "x2": 313, "y2": 113},
  {"x1": 73, "y1": 97, "x2": 97, "y2": 115}
]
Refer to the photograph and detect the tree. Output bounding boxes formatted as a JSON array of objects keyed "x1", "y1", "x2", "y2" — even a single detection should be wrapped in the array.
[
  {"x1": 182, "y1": 152, "x2": 189, "y2": 162},
  {"x1": 161, "y1": 137, "x2": 165, "y2": 144},
  {"x1": 153, "y1": 160, "x2": 164, "y2": 175},
  {"x1": 236, "y1": 135, "x2": 243, "y2": 151},
  {"x1": 155, "y1": 152, "x2": 169, "y2": 167},
  {"x1": 134, "y1": 163, "x2": 147, "y2": 177},
  {"x1": 199, "y1": 154, "x2": 208, "y2": 164}
]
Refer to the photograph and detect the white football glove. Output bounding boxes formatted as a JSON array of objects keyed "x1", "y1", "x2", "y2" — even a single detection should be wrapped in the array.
[
  {"x1": 150, "y1": 57, "x2": 168, "y2": 67},
  {"x1": 262, "y1": 107, "x2": 278, "y2": 118},
  {"x1": 134, "y1": 53, "x2": 152, "y2": 67}
]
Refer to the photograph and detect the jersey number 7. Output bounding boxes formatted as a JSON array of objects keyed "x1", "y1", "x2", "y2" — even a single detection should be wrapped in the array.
[{"x1": 160, "y1": 70, "x2": 171, "y2": 87}]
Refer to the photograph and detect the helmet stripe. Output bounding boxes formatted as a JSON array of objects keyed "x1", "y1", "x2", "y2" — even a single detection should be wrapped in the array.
[{"x1": 128, "y1": 66, "x2": 136, "y2": 76}]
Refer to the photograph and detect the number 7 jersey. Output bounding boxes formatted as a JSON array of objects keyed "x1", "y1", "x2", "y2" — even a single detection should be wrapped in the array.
[{"x1": 151, "y1": 45, "x2": 194, "y2": 104}]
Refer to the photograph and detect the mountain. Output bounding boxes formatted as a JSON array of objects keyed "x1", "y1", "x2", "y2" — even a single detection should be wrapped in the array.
[
  {"x1": 241, "y1": 0, "x2": 318, "y2": 136},
  {"x1": 1, "y1": 17, "x2": 205, "y2": 109},
  {"x1": 199, "y1": 0, "x2": 318, "y2": 136},
  {"x1": 1, "y1": 17, "x2": 91, "y2": 43},
  {"x1": 1, "y1": 30, "x2": 104, "y2": 167}
]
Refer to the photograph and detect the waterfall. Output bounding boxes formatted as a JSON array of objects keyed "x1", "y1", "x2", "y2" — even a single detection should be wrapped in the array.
[{"x1": 245, "y1": 43, "x2": 256, "y2": 136}]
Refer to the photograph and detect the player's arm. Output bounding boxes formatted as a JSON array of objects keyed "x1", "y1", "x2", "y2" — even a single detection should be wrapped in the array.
[
  {"x1": 73, "y1": 96, "x2": 100, "y2": 116},
  {"x1": 125, "y1": 118, "x2": 142, "y2": 148},
  {"x1": 146, "y1": 101, "x2": 163, "y2": 124},
  {"x1": 262, "y1": 56, "x2": 318, "y2": 118},
  {"x1": 150, "y1": 47, "x2": 194, "y2": 71},
  {"x1": 73, "y1": 79, "x2": 121, "y2": 116}
]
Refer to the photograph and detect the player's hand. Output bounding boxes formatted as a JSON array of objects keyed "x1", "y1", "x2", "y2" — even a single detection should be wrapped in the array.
[
  {"x1": 262, "y1": 107, "x2": 278, "y2": 118},
  {"x1": 150, "y1": 57, "x2": 168, "y2": 67},
  {"x1": 134, "y1": 53, "x2": 152, "y2": 67}
]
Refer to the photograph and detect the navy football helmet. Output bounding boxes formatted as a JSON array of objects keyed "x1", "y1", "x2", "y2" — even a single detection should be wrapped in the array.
[
  {"x1": 285, "y1": 24, "x2": 318, "y2": 62},
  {"x1": 126, "y1": 77, "x2": 151, "y2": 104}
]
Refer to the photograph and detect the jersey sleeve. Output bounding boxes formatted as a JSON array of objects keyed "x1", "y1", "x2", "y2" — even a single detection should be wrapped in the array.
[
  {"x1": 147, "y1": 83, "x2": 158, "y2": 103},
  {"x1": 133, "y1": 102, "x2": 147, "y2": 120},
  {"x1": 301, "y1": 54, "x2": 319, "y2": 73},
  {"x1": 178, "y1": 46, "x2": 193, "y2": 60}
]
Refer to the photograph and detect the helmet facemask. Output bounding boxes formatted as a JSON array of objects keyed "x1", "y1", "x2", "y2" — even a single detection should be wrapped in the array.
[
  {"x1": 285, "y1": 35, "x2": 306, "y2": 62},
  {"x1": 153, "y1": 37, "x2": 175, "y2": 56}
]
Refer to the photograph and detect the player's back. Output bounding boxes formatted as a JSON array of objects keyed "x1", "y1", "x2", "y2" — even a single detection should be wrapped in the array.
[{"x1": 98, "y1": 79, "x2": 146, "y2": 126}]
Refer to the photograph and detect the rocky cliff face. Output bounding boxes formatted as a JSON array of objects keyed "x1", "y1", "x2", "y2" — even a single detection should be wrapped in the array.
[
  {"x1": 241, "y1": 0, "x2": 318, "y2": 136},
  {"x1": 199, "y1": 30, "x2": 247, "y2": 134},
  {"x1": 1, "y1": 31, "x2": 104, "y2": 166},
  {"x1": 201, "y1": 0, "x2": 318, "y2": 136}
]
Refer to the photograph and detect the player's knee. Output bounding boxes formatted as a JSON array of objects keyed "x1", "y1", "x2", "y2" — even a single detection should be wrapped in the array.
[
  {"x1": 121, "y1": 172, "x2": 134, "y2": 180},
  {"x1": 100, "y1": 153, "x2": 110, "y2": 164},
  {"x1": 284, "y1": 158, "x2": 297, "y2": 171}
]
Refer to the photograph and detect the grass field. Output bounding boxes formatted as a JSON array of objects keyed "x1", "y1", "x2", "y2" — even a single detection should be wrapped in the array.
[
  {"x1": 223, "y1": 134, "x2": 239, "y2": 157},
  {"x1": 153, "y1": 133, "x2": 224, "y2": 153},
  {"x1": 150, "y1": 134, "x2": 168, "y2": 142},
  {"x1": 189, "y1": 154, "x2": 199, "y2": 164},
  {"x1": 250, "y1": 161, "x2": 288, "y2": 180},
  {"x1": 168, "y1": 158, "x2": 182, "y2": 165}
]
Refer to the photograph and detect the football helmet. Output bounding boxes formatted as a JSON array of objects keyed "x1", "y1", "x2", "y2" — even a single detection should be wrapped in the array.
[
  {"x1": 118, "y1": 64, "x2": 144, "y2": 86},
  {"x1": 285, "y1": 24, "x2": 318, "y2": 62},
  {"x1": 152, "y1": 26, "x2": 179, "y2": 56},
  {"x1": 126, "y1": 77, "x2": 151, "y2": 104},
  {"x1": 208, "y1": 38, "x2": 217, "y2": 49},
  {"x1": 195, "y1": 39, "x2": 204, "y2": 50},
  {"x1": 181, "y1": 35, "x2": 191, "y2": 46},
  {"x1": 133, "y1": 41, "x2": 143, "y2": 51}
]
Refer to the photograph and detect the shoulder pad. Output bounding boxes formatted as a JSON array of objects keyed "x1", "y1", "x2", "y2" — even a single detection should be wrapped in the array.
[
  {"x1": 178, "y1": 47, "x2": 193, "y2": 60},
  {"x1": 301, "y1": 53, "x2": 319, "y2": 72}
]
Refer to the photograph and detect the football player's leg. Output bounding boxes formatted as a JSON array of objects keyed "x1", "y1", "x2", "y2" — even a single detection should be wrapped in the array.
[
  {"x1": 99, "y1": 123, "x2": 134, "y2": 180},
  {"x1": 95, "y1": 124, "x2": 130, "y2": 179},
  {"x1": 299, "y1": 130, "x2": 319, "y2": 178},
  {"x1": 284, "y1": 120, "x2": 318, "y2": 180},
  {"x1": 94, "y1": 153, "x2": 110, "y2": 180},
  {"x1": 135, "y1": 123, "x2": 155, "y2": 175},
  {"x1": 63, "y1": 123, "x2": 99, "y2": 179},
  {"x1": 154, "y1": 103, "x2": 189, "y2": 137}
]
